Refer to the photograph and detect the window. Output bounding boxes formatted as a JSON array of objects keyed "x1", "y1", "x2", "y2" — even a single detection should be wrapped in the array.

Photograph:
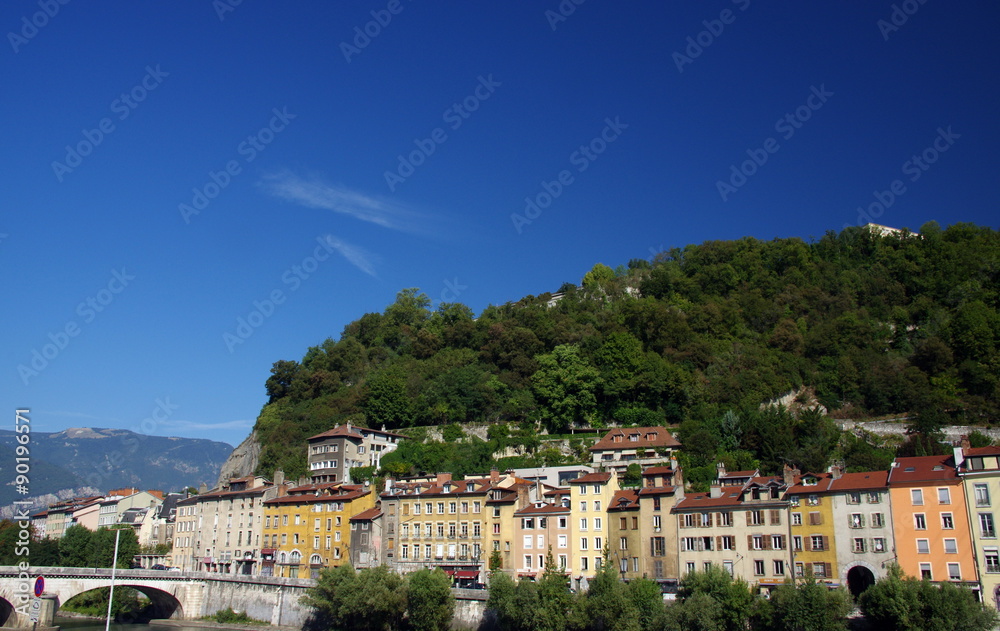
[
  {"x1": 595, "y1": 501, "x2": 602, "y2": 511},
  {"x1": 633, "y1": 516, "x2": 639, "y2": 529},
  {"x1": 580, "y1": 485, "x2": 587, "y2": 495},
  {"x1": 948, "y1": 563, "x2": 961, "y2": 581},
  {"x1": 474, "y1": 501, "x2": 481, "y2": 513},
  {"x1": 773, "y1": 560, "x2": 785, "y2": 575},
  {"x1": 914, "y1": 514, "x2": 926, "y2": 530},
  {"x1": 850, "y1": 513, "x2": 864, "y2": 529},
  {"x1": 911, "y1": 489, "x2": 924, "y2": 506},
  {"x1": 750, "y1": 510, "x2": 764, "y2": 526},
  {"x1": 581, "y1": 557, "x2": 588, "y2": 571},
  {"x1": 580, "y1": 518, "x2": 588, "y2": 531},
  {"x1": 523, "y1": 535, "x2": 533, "y2": 550},
  {"x1": 981, "y1": 513, "x2": 996, "y2": 538},
  {"x1": 719, "y1": 512, "x2": 731, "y2": 527},
  {"x1": 524, "y1": 555, "x2": 532, "y2": 569},
  {"x1": 653, "y1": 515, "x2": 661, "y2": 530},
  {"x1": 813, "y1": 563, "x2": 827, "y2": 578},
  {"x1": 700, "y1": 513, "x2": 710, "y2": 527},
  {"x1": 595, "y1": 518, "x2": 602, "y2": 531},
  {"x1": 580, "y1": 538, "x2": 588, "y2": 550},
  {"x1": 772, "y1": 535, "x2": 784, "y2": 550},
  {"x1": 847, "y1": 492, "x2": 861, "y2": 504},
  {"x1": 938, "y1": 488, "x2": 951, "y2": 505},
  {"x1": 752, "y1": 535, "x2": 764, "y2": 550},
  {"x1": 686, "y1": 562, "x2": 695, "y2": 575},
  {"x1": 873, "y1": 538, "x2": 886, "y2": 552},
  {"x1": 809, "y1": 512, "x2": 822, "y2": 526},
  {"x1": 325, "y1": 535, "x2": 331, "y2": 549},
  {"x1": 449, "y1": 502, "x2": 457, "y2": 514},
  {"x1": 593, "y1": 485, "x2": 601, "y2": 494},
  {"x1": 792, "y1": 513, "x2": 802, "y2": 526},
  {"x1": 942, "y1": 513, "x2": 954, "y2": 529},
  {"x1": 976, "y1": 484, "x2": 991, "y2": 507},
  {"x1": 595, "y1": 537, "x2": 602, "y2": 550},
  {"x1": 721, "y1": 536, "x2": 735, "y2": 550},
  {"x1": 619, "y1": 517, "x2": 626, "y2": 529},
  {"x1": 414, "y1": 504, "x2": 421, "y2": 515},
  {"x1": 753, "y1": 560, "x2": 765, "y2": 576},
  {"x1": 920, "y1": 563, "x2": 932, "y2": 580},
  {"x1": 580, "y1": 501, "x2": 588, "y2": 512},
  {"x1": 620, "y1": 537, "x2": 628, "y2": 551},
  {"x1": 723, "y1": 560, "x2": 734, "y2": 576},
  {"x1": 810, "y1": 536, "x2": 825, "y2": 551},
  {"x1": 985, "y1": 549, "x2": 1000, "y2": 573},
  {"x1": 944, "y1": 539, "x2": 958, "y2": 554},
  {"x1": 871, "y1": 513, "x2": 885, "y2": 528},
  {"x1": 917, "y1": 539, "x2": 930, "y2": 554},
  {"x1": 793, "y1": 536, "x2": 802, "y2": 551},
  {"x1": 401, "y1": 544, "x2": 409, "y2": 559},
  {"x1": 523, "y1": 518, "x2": 535, "y2": 530},
  {"x1": 868, "y1": 492, "x2": 881, "y2": 504},
  {"x1": 683, "y1": 514, "x2": 696, "y2": 528},
  {"x1": 795, "y1": 563, "x2": 804, "y2": 577},
  {"x1": 558, "y1": 517, "x2": 567, "y2": 529},
  {"x1": 854, "y1": 538, "x2": 865, "y2": 553},
  {"x1": 652, "y1": 537, "x2": 665, "y2": 556}
]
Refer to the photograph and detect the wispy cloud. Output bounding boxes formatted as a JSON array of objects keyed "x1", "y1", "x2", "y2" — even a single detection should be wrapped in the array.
[
  {"x1": 159, "y1": 419, "x2": 254, "y2": 432},
  {"x1": 322, "y1": 234, "x2": 378, "y2": 276},
  {"x1": 261, "y1": 171, "x2": 423, "y2": 232}
]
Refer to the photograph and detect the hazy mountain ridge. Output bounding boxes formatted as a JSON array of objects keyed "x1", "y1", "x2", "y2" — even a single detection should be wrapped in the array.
[{"x1": 0, "y1": 427, "x2": 233, "y2": 514}]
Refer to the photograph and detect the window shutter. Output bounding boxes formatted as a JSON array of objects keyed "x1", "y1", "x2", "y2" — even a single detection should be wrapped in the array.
[
  {"x1": 764, "y1": 536, "x2": 772, "y2": 550},
  {"x1": 770, "y1": 510, "x2": 780, "y2": 525},
  {"x1": 717, "y1": 536, "x2": 723, "y2": 550},
  {"x1": 746, "y1": 511, "x2": 752, "y2": 525},
  {"x1": 747, "y1": 535, "x2": 753, "y2": 549},
  {"x1": 804, "y1": 537, "x2": 812, "y2": 552},
  {"x1": 823, "y1": 536, "x2": 829, "y2": 551},
  {"x1": 825, "y1": 563, "x2": 833, "y2": 578}
]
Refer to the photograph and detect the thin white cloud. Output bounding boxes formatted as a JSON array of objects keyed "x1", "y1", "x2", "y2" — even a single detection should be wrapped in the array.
[
  {"x1": 261, "y1": 171, "x2": 423, "y2": 232},
  {"x1": 159, "y1": 419, "x2": 254, "y2": 432},
  {"x1": 322, "y1": 234, "x2": 378, "y2": 277}
]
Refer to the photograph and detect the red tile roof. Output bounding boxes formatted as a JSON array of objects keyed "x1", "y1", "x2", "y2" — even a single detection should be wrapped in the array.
[
  {"x1": 785, "y1": 473, "x2": 834, "y2": 494},
  {"x1": 568, "y1": 472, "x2": 613, "y2": 485},
  {"x1": 888, "y1": 455, "x2": 958, "y2": 485},
  {"x1": 719, "y1": 470, "x2": 758, "y2": 479},
  {"x1": 514, "y1": 503, "x2": 570, "y2": 516},
  {"x1": 642, "y1": 466, "x2": 675, "y2": 476},
  {"x1": 350, "y1": 507, "x2": 382, "y2": 521},
  {"x1": 308, "y1": 424, "x2": 406, "y2": 441},
  {"x1": 674, "y1": 490, "x2": 742, "y2": 510},
  {"x1": 590, "y1": 426, "x2": 681, "y2": 452},
  {"x1": 965, "y1": 446, "x2": 1000, "y2": 458},
  {"x1": 829, "y1": 471, "x2": 889, "y2": 492},
  {"x1": 609, "y1": 490, "x2": 639, "y2": 511}
]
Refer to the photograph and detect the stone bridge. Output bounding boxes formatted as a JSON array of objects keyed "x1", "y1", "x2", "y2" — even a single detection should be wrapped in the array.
[{"x1": 0, "y1": 566, "x2": 315, "y2": 628}]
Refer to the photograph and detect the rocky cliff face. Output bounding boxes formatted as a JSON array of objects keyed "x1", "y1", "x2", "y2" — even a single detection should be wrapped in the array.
[{"x1": 216, "y1": 430, "x2": 262, "y2": 486}]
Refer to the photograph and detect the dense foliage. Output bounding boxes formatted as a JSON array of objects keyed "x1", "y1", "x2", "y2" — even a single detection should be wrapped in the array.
[
  {"x1": 302, "y1": 564, "x2": 454, "y2": 631},
  {"x1": 858, "y1": 564, "x2": 999, "y2": 631},
  {"x1": 253, "y1": 223, "x2": 1000, "y2": 479},
  {"x1": 0, "y1": 522, "x2": 137, "y2": 568}
]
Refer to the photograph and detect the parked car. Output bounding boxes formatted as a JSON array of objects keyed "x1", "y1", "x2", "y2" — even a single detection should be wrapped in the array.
[
  {"x1": 167, "y1": 567, "x2": 182, "y2": 572},
  {"x1": 151, "y1": 564, "x2": 167, "y2": 570}
]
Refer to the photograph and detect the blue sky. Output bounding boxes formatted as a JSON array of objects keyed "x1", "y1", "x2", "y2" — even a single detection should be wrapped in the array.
[{"x1": 2, "y1": 1, "x2": 997, "y2": 449}]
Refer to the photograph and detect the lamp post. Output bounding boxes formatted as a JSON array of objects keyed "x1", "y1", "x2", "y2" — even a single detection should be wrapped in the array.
[{"x1": 105, "y1": 528, "x2": 121, "y2": 631}]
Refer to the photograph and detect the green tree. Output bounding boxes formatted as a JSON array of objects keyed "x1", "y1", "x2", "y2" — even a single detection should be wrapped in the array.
[
  {"x1": 859, "y1": 564, "x2": 998, "y2": 631},
  {"x1": 60, "y1": 524, "x2": 93, "y2": 567},
  {"x1": 532, "y1": 344, "x2": 601, "y2": 432},
  {"x1": 583, "y1": 551, "x2": 640, "y2": 631},
  {"x1": 363, "y1": 368, "x2": 414, "y2": 429},
  {"x1": 303, "y1": 564, "x2": 407, "y2": 631},
  {"x1": 406, "y1": 568, "x2": 455, "y2": 631},
  {"x1": 89, "y1": 527, "x2": 140, "y2": 568},
  {"x1": 754, "y1": 575, "x2": 852, "y2": 631},
  {"x1": 625, "y1": 578, "x2": 665, "y2": 631},
  {"x1": 536, "y1": 550, "x2": 573, "y2": 631},
  {"x1": 672, "y1": 565, "x2": 754, "y2": 631}
]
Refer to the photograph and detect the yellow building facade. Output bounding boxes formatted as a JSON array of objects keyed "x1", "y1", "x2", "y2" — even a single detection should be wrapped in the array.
[
  {"x1": 262, "y1": 483, "x2": 374, "y2": 578},
  {"x1": 786, "y1": 472, "x2": 839, "y2": 583}
]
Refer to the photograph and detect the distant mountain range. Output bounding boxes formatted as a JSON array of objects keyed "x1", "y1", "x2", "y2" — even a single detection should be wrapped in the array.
[{"x1": 0, "y1": 427, "x2": 233, "y2": 517}]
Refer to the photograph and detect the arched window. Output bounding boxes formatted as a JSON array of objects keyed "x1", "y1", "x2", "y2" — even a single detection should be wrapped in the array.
[
  {"x1": 290, "y1": 550, "x2": 302, "y2": 564},
  {"x1": 278, "y1": 552, "x2": 287, "y2": 564},
  {"x1": 310, "y1": 554, "x2": 323, "y2": 565}
]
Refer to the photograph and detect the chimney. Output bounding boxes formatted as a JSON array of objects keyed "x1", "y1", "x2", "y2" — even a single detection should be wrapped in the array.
[
  {"x1": 384, "y1": 478, "x2": 394, "y2": 493},
  {"x1": 274, "y1": 469, "x2": 285, "y2": 487},
  {"x1": 830, "y1": 463, "x2": 843, "y2": 480},
  {"x1": 961, "y1": 435, "x2": 971, "y2": 450},
  {"x1": 715, "y1": 461, "x2": 726, "y2": 481},
  {"x1": 436, "y1": 472, "x2": 452, "y2": 486},
  {"x1": 490, "y1": 468, "x2": 499, "y2": 484},
  {"x1": 198, "y1": 482, "x2": 208, "y2": 494},
  {"x1": 709, "y1": 485, "x2": 722, "y2": 499},
  {"x1": 782, "y1": 464, "x2": 799, "y2": 486}
]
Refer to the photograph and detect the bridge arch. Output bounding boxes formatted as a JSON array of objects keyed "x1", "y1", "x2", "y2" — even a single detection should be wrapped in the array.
[
  {"x1": 60, "y1": 584, "x2": 184, "y2": 621},
  {"x1": 0, "y1": 595, "x2": 15, "y2": 628}
]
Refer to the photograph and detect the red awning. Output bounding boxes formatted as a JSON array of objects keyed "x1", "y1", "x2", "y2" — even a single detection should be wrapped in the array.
[
  {"x1": 261, "y1": 548, "x2": 276, "y2": 554},
  {"x1": 443, "y1": 570, "x2": 456, "y2": 576},
  {"x1": 456, "y1": 571, "x2": 479, "y2": 579}
]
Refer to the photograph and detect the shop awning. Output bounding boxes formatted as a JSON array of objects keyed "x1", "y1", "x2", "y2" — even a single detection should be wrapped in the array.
[
  {"x1": 456, "y1": 571, "x2": 479, "y2": 579},
  {"x1": 443, "y1": 570, "x2": 456, "y2": 576}
]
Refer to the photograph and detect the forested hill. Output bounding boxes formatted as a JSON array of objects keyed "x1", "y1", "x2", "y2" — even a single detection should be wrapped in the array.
[{"x1": 252, "y1": 222, "x2": 999, "y2": 480}]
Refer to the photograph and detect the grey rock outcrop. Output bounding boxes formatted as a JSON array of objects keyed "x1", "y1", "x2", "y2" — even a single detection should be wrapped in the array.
[{"x1": 216, "y1": 431, "x2": 262, "y2": 486}]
